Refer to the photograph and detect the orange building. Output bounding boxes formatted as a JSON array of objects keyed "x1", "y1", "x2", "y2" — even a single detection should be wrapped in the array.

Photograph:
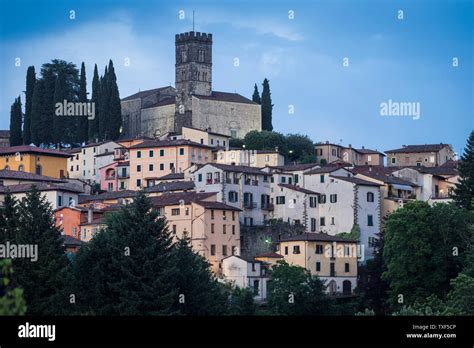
[
  {"x1": 55, "y1": 206, "x2": 105, "y2": 240},
  {"x1": 0, "y1": 145, "x2": 70, "y2": 178},
  {"x1": 128, "y1": 139, "x2": 212, "y2": 190}
]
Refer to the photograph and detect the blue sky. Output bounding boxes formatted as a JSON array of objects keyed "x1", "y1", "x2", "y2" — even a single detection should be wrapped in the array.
[{"x1": 0, "y1": 0, "x2": 472, "y2": 155}]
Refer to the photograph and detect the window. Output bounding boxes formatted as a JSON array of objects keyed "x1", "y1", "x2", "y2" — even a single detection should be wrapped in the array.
[
  {"x1": 157, "y1": 163, "x2": 163, "y2": 171},
  {"x1": 316, "y1": 262, "x2": 321, "y2": 272},
  {"x1": 211, "y1": 244, "x2": 216, "y2": 256},
  {"x1": 149, "y1": 150, "x2": 154, "y2": 157},
  {"x1": 253, "y1": 280, "x2": 259, "y2": 296},
  {"x1": 18, "y1": 164, "x2": 24, "y2": 171},
  {"x1": 136, "y1": 179, "x2": 141, "y2": 187},
  {"x1": 320, "y1": 217, "x2": 326, "y2": 226},
  {"x1": 35, "y1": 165, "x2": 42, "y2": 175},
  {"x1": 160, "y1": 149, "x2": 164, "y2": 156},
  {"x1": 367, "y1": 192, "x2": 374, "y2": 202},
  {"x1": 311, "y1": 218, "x2": 316, "y2": 232},
  {"x1": 57, "y1": 196, "x2": 62, "y2": 207},
  {"x1": 171, "y1": 208, "x2": 180, "y2": 216},
  {"x1": 331, "y1": 217, "x2": 335, "y2": 225},
  {"x1": 318, "y1": 194, "x2": 326, "y2": 204},
  {"x1": 368, "y1": 236, "x2": 377, "y2": 248},
  {"x1": 315, "y1": 244, "x2": 324, "y2": 254},
  {"x1": 172, "y1": 225, "x2": 177, "y2": 233},
  {"x1": 228, "y1": 191, "x2": 238, "y2": 202},
  {"x1": 368, "y1": 215, "x2": 374, "y2": 226},
  {"x1": 232, "y1": 211, "x2": 235, "y2": 221},
  {"x1": 293, "y1": 245, "x2": 301, "y2": 254},
  {"x1": 149, "y1": 164, "x2": 154, "y2": 171},
  {"x1": 223, "y1": 225, "x2": 227, "y2": 234},
  {"x1": 330, "y1": 194, "x2": 337, "y2": 203},
  {"x1": 429, "y1": 156, "x2": 435, "y2": 163},
  {"x1": 320, "y1": 175, "x2": 325, "y2": 183},
  {"x1": 231, "y1": 246, "x2": 237, "y2": 255},
  {"x1": 294, "y1": 175, "x2": 299, "y2": 184},
  {"x1": 211, "y1": 210, "x2": 214, "y2": 219},
  {"x1": 211, "y1": 224, "x2": 215, "y2": 233},
  {"x1": 345, "y1": 263, "x2": 350, "y2": 272},
  {"x1": 137, "y1": 165, "x2": 141, "y2": 172},
  {"x1": 391, "y1": 157, "x2": 396, "y2": 164},
  {"x1": 137, "y1": 151, "x2": 141, "y2": 158},
  {"x1": 185, "y1": 207, "x2": 189, "y2": 216},
  {"x1": 179, "y1": 148, "x2": 185, "y2": 156},
  {"x1": 281, "y1": 176, "x2": 286, "y2": 184},
  {"x1": 276, "y1": 196, "x2": 285, "y2": 205},
  {"x1": 222, "y1": 245, "x2": 228, "y2": 256},
  {"x1": 222, "y1": 210, "x2": 226, "y2": 220},
  {"x1": 284, "y1": 246, "x2": 288, "y2": 255},
  {"x1": 72, "y1": 227, "x2": 77, "y2": 238},
  {"x1": 367, "y1": 155, "x2": 372, "y2": 162},
  {"x1": 232, "y1": 225, "x2": 235, "y2": 235},
  {"x1": 108, "y1": 183, "x2": 113, "y2": 192}
]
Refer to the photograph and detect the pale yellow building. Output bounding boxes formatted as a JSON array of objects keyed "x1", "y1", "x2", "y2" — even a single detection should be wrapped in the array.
[
  {"x1": 0, "y1": 145, "x2": 70, "y2": 178},
  {"x1": 213, "y1": 148, "x2": 284, "y2": 167},
  {"x1": 277, "y1": 233, "x2": 358, "y2": 295}
]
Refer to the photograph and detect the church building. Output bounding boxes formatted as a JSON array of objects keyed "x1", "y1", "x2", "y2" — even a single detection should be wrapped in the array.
[{"x1": 121, "y1": 31, "x2": 262, "y2": 139}]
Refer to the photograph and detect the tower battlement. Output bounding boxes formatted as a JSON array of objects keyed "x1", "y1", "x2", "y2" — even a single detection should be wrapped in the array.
[{"x1": 175, "y1": 31, "x2": 213, "y2": 43}]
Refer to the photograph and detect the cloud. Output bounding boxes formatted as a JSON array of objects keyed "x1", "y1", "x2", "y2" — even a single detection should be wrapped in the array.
[{"x1": 0, "y1": 13, "x2": 174, "y2": 127}]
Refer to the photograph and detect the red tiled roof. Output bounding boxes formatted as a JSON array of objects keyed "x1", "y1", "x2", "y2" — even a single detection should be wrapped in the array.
[
  {"x1": 0, "y1": 145, "x2": 71, "y2": 157},
  {"x1": 0, "y1": 169, "x2": 66, "y2": 183},
  {"x1": 385, "y1": 144, "x2": 451, "y2": 154}
]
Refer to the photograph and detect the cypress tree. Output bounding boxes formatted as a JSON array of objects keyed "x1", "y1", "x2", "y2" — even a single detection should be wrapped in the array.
[
  {"x1": 0, "y1": 192, "x2": 19, "y2": 243},
  {"x1": 77, "y1": 62, "x2": 88, "y2": 143},
  {"x1": 30, "y1": 79, "x2": 45, "y2": 145},
  {"x1": 23, "y1": 66, "x2": 36, "y2": 145},
  {"x1": 106, "y1": 60, "x2": 122, "y2": 140},
  {"x1": 88, "y1": 64, "x2": 100, "y2": 141},
  {"x1": 41, "y1": 69, "x2": 56, "y2": 144},
  {"x1": 9, "y1": 97, "x2": 23, "y2": 146},
  {"x1": 98, "y1": 67, "x2": 108, "y2": 140},
  {"x1": 172, "y1": 233, "x2": 228, "y2": 315},
  {"x1": 454, "y1": 131, "x2": 474, "y2": 210},
  {"x1": 52, "y1": 71, "x2": 68, "y2": 144},
  {"x1": 73, "y1": 192, "x2": 177, "y2": 315},
  {"x1": 252, "y1": 83, "x2": 261, "y2": 104},
  {"x1": 12, "y1": 186, "x2": 72, "y2": 315},
  {"x1": 261, "y1": 78, "x2": 273, "y2": 131}
]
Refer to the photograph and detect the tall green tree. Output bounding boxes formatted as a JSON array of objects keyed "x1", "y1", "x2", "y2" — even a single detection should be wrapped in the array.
[
  {"x1": 73, "y1": 192, "x2": 177, "y2": 315},
  {"x1": 11, "y1": 186, "x2": 72, "y2": 315},
  {"x1": 23, "y1": 66, "x2": 36, "y2": 145},
  {"x1": 52, "y1": 71, "x2": 68, "y2": 144},
  {"x1": 0, "y1": 192, "x2": 19, "y2": 243},
  {"x1": 0, "y1": 259, "x2": 27, "y2": 315},
  {"x1": 383, "y1": 201, "x2": 474, "y2": 309},
  {"x1": 106, "y1": 60, "x2": 122, "y2": 140},
  {"x1": 98, "y1": 67, "x2": 108, "y2": 140},
  {"x1": 267, "y1": 261, "x2": 333, "y2": 315},
  {"x1": 88, "y1": 64, "x2": 100, "y2": 141},
  {"x1": 252, "y1": 83, "x2": 261, "y2": 104},
  {"x1": 77, "y1": 62, "x2": 88, "y2": 143},
  {"x1": 172, "y1": 233, "x2": 228, "y2": 315},
  {"x1": 244, "y1": 130, "x2": 287, "y2": 153},
  {"x1": 261, "y1": 78, "x2": 273, "y2": 131},
  {"x1": 9, "y1": 97, "x2": 23, "y2": 146},
  {"x1": 30, "y1": 79, "x2": 46, "y2": 145},
  {"x1": 285, "y1": 133, "x2": 316, "y2": 163},
  {"x1": 454, "y1": 131, "x2": 474, "y2": 210}
]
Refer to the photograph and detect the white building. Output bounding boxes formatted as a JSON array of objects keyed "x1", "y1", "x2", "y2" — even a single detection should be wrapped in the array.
[
  {"x1": 221, "y1": 255, "x2": 269, "y2": 302},
  {"x1": 303, "y1": 166, "x2": 382, "y2": 259},
  {"x1": 67, "y1": 141, "x2": 119, "y2": 183},
  {"x1": 192, "y1": 163, "x2": 272, "y2": 226}
]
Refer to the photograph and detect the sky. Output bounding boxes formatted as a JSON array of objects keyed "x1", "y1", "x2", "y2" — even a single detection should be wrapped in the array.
[{"x1": 0, "y1": 0, "x2": 472, "y2": 155}]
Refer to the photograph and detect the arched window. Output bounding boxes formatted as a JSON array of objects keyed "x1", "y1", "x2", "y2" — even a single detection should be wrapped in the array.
[
  {"x1": 367, "y1": 192, "x2": 374, "y2": 202},
  {"x1": 35, "y1": 164, "x2": 42, "y2": 175},
  {"x1": 343, "y1": 280, "x2": 352, "y2": 295},
  {"x1": 18, "y1": 164, "x2": 24, "y2": 171}
]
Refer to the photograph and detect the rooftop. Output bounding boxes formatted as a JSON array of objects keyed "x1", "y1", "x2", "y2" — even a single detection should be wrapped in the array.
[
  {"x1": 150, "y1": 191, "x2": 216, "y2": 206},
  {"x1": 385, "y1": 144, "x2": 451, "y2": 154},
  {"x1": 78, "y1": 190, "x2": 137, "y2": 203},
  {"x1": 204, "y1": 163, "x2": 269, "y2": 176},
  {"x1": 268, "y1": 163, "x2": 320, "y2": 172},
  {"x1": 0, "y1": 182, "x2": 83, "y2": 194},
  {"x1": 0, "y1": 145, "x2": 71, "y2": 157},
  {"x1": 144, "y1": 180, "x2": 195, "y2": 193},
  {"x1": 330, "y1": 175, "x2": 383, "y2": 186},
  {"x1": 0, "y1": 169, "x2": 66, "y2": 183},
  {"x1": 279, "y1": 232, "x2": 357, "y2": 243},
  {"x1": 278, "y1": 184, "x2": 320, "y2": 195}
]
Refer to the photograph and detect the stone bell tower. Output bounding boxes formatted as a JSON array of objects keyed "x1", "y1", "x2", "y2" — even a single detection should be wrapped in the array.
[{"x1": 174, "y1": 31, "x2": 213, "y2": 132}]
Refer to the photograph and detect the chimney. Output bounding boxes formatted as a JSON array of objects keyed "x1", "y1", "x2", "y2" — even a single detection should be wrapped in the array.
[
  {"x1": 348, "y1": 144, "x2": 352, "y2": 148},
  {"x1": 87, "y1": 205, "x2": 93, "y2": 224},
  {"x1": 362, "y1": 146, "x2": 365, "y2": 149}
]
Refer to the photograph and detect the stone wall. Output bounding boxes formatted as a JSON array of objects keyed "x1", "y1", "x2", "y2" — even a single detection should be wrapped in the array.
[{"x1": 192, "y1": 97, "x2": 261, "y2": 138}]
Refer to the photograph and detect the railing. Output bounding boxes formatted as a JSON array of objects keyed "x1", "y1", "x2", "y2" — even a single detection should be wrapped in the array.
[
  {"x1": 243, "y1": 201, "x2": 257, "y2": 209},
  {"x1": 261, "y1": 203, "x2": 274, "y2": 211},
  {"x1": 388, "y1": 194, "x2": 416, "y2": 200},
  {"x1": 117, "y1": 173, "x2": 129, "y2": 179},
  {"x1": 105, "y1": 175, "x2": 115, "y2": 180},
  {"x1": 432, "y1": 193, "x2": 451, "y2": 199}
]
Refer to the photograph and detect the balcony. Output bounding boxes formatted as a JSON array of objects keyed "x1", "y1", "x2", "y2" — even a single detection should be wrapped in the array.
[
  {"x1": 117, "y1": 173, "x2": 129, "y2": 179},
  {"x1": 261, "y1": 203, "x2": 274, "y2": 211},
  {"x1": 243, "y1": 201, "x2": 257, "y2": 209},
  {"x1": 105, "y1": 175, "x2": 115, "y2": 181}
]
